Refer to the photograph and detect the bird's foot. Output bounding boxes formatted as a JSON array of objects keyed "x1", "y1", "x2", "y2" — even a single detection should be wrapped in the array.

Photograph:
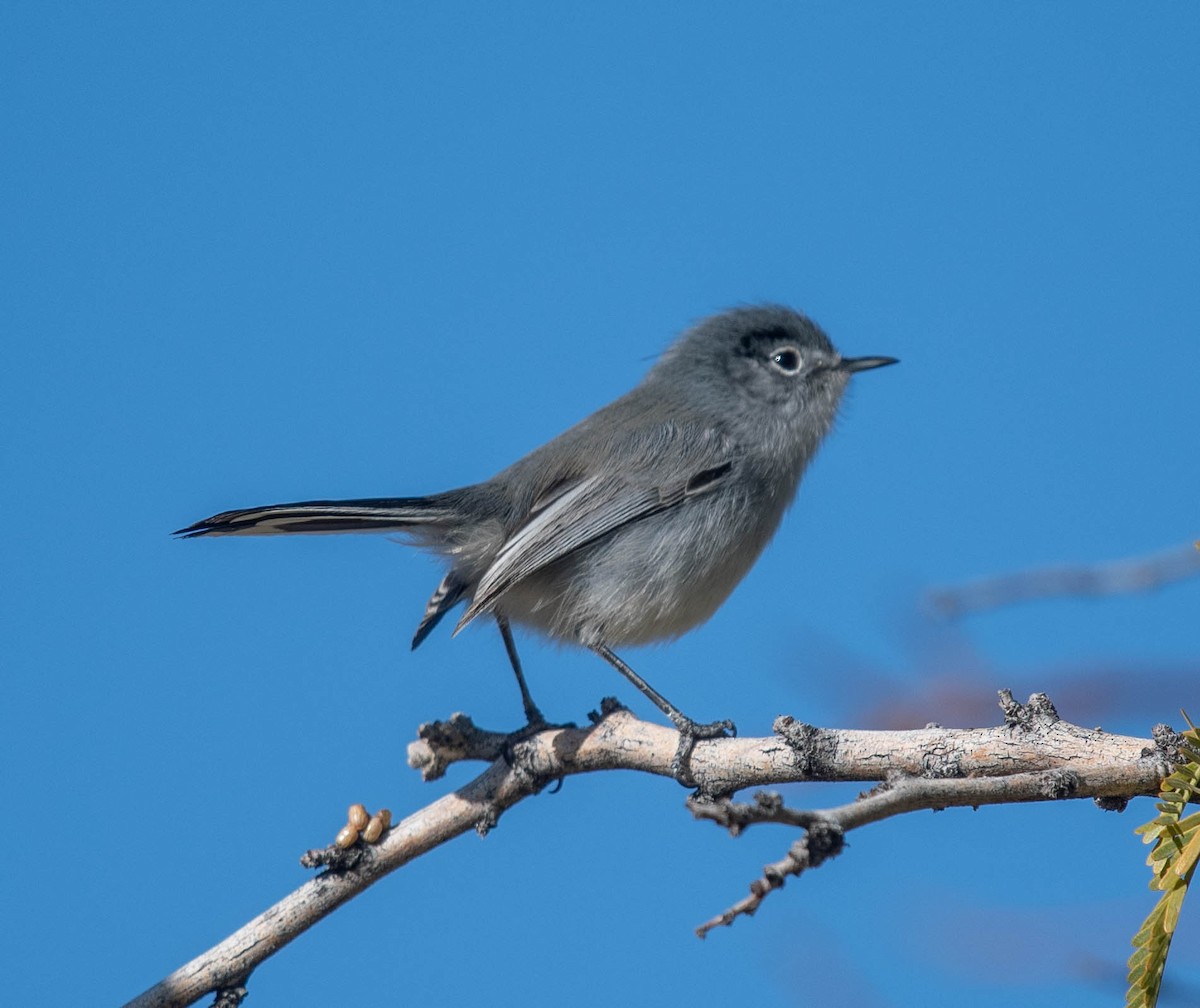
[
  {"x1": 500, "y1": 713, "x2": 577, "y2": 773},
  {"x1": 669, "y1": 715, "x2": 737, "y2": 788},
  {"x1": 504, "y1": 712, "x2": 577, "y2": 747}
]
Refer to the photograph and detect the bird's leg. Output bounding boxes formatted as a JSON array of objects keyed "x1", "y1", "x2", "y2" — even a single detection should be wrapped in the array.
[
  {"x1": 496, "y1": 615, "x2": 550, "y2": 730},
  {"x1": 589, "y1": 644, "x2": 736, "y2": 787},
  {"x1": 495, "y1": 617, "x2": 575, "y2": 791}
]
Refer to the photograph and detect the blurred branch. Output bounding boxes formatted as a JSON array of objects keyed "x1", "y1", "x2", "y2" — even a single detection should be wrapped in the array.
[
  {"x1": 122, "y1": 694, "x2": 1177, "y2": 1008},
  {"x1": 926, "y1": 542, "x2": 1200, "y2": 619}
]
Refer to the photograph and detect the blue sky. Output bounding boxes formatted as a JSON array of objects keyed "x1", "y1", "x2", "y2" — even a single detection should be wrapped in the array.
[{"x1": 3, "y1": 5, "x2": 1198, "y2": 1007}]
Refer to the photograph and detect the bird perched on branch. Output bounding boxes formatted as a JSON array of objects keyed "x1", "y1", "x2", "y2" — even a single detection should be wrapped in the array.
[{"x1": 177, "y1": 304, "x2": 897, "y2": 782}]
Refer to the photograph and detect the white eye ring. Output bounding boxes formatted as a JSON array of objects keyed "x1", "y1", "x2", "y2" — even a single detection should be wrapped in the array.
[{"x1": 769, "y1": 346, "x2": 803, "y2": 375}]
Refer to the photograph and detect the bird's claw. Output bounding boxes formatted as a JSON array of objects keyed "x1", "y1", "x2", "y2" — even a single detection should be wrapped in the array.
[{"x1": 668, "y1": 716, "x2": 736, "y2": 787}]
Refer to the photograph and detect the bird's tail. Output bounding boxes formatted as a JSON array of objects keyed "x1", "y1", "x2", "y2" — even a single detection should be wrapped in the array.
[{"x1": 173, "y1": 496, "x2": 459, "y2": 538}]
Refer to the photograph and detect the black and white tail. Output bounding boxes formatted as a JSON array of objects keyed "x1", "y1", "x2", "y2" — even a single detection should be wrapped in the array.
[
  {"x1": 411, "y1": 572, "x2": 468, "y2": 649},
  {"x1": 173, "y1": 497, "x2": 455, "y2": 538}
]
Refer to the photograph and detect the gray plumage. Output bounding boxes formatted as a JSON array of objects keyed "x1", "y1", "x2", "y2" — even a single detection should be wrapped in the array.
[{"x1": 176, "y1": 305, "x2": 895, "y2": 763}]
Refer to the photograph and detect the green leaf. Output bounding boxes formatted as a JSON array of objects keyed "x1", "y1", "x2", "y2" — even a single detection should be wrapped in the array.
[
  {"x1": 1126, "y1": 726, "x2": 1200, "y2": 1007},
  {"x1": 1162, "y1": 887, "x2": 1186, "y2": 932}
]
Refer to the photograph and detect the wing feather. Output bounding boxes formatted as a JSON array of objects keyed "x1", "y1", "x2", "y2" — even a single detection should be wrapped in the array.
[{"x1": 456, "y1": 457, "x2": 736, "y2": 632}]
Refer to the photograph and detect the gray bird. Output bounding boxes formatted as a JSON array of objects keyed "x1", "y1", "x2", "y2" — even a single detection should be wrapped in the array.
[{"x1": 176, "y1": 305, "x2": 896, "y2": 781}]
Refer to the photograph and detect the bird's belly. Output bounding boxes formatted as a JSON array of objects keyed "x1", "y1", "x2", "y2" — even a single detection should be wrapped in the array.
[{"x1": 492, "y1": 500, "x2": 782, "y2": 647}]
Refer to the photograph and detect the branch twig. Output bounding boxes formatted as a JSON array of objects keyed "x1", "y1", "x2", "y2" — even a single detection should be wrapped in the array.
[{"x1": 691, "y1": 764, "x2": 1123, "y2": 935}]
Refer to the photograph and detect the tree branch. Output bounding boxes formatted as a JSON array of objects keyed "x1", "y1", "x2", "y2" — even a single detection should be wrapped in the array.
[
  {"x1": 122, "y1": 694, "x2": 1177, "y2": 1008},
  {"x1": 925, "y1": 541, "x2": 1200, "y2": 618},
  {"x1": 690, "y1": 765, "x2": 1133, "y2": 936}
]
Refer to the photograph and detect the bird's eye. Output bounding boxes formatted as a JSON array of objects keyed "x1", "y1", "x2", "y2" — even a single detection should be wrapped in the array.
[{"x1": 769, "y1": 346, "x2": 802, "y2": 375}]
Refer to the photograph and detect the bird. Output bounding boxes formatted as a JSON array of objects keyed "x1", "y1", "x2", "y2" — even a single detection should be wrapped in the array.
[{"x1": 176, "y1": 304, "x2": 897, "y2": 781}]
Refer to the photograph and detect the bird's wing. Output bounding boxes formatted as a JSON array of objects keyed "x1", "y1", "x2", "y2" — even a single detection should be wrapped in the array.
[{"x1": 455, "y1": 454, "x2": 736, "y2": 632}]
